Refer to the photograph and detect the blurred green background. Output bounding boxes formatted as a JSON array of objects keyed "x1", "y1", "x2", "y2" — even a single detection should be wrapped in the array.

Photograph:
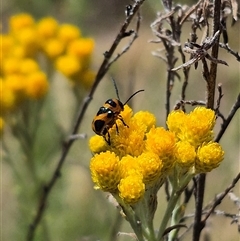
[{"x1": 2, "y1": 0, "x2": 240, "y2": 241}]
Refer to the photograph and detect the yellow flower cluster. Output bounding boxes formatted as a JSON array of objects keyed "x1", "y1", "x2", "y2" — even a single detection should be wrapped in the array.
[
  {"x1": 1, "y1": 13, "x2": 95, "y2": 126},
  {"x1": 90, "y1": 105, "x2": 174, "y2": 204},
  {"x1": 1, "y1": 17, "x2": 49, "y2": 114},
  {"x1": 37, "y1": 16, "x2": 95, "y2": 87},
  {"x1": 167, "y1": 107, "x2": 224, "y2": 173},
  {"x1": 89, "y1": 106, "x2": 224, "y2": 204}
]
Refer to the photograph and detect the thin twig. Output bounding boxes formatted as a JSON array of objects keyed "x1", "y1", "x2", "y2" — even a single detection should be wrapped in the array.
[
  {"x1": 207, "y1": 0, "x2": 221, "y2": 109},
  {"x1": 172, "y1": 31, "x2": 228, "y2": 72},
  {"x1": 184, "y1": 183, "x2": 195, "y2": 205},
  {"x1": 179, "y1": 0, "x2": 204, "y2": 25},
  {"x1": 179, "y1": 209, "x2": 240, "y2": 240},
  {"x1": 219, "y1": 42, "x2": 240, "y2": 61},
  {"x1": 201, "y1": 173, "x2": 240, "y2": 224},
  {"x1": 26, "y1": 1, "x2": 146, "y2": 240},
  {"x1": 228, "y1": 192, "x2": 240, "y2": 208},
  {"x1": 215, "y1": 83, "x2": 223, "y2": 115},
  {"x1": 107, "y1": 11, "x2": 141, "y2": 67},
  {"x1": 193, "y1": 173, "x2": 206, "y2": 241},
  {"x1": 215, "y1": 93, "x2": 240, "y2": 142},
  {"x1": 180, "y1": 174, "x2": 240, "y2": 240},
  {"x1": 193, "y1": 0, "x2": 222, "y2": 240},
  {"x1": 182, "y1": 209, "x2": 240, "y2": 221},
  {"x1": 213, "y1": 209, "x2": 240, "y2": 223},
  {"x1": 174, "y1": 100, "x2": 206, "y2": 110}
]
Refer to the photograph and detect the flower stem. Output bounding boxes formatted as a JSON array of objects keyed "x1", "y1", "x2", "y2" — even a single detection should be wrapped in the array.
[
  {"x1": 157, "y1": 173, "x2": 193, "y2": 240},
  {"x1": 113, "y1": 195, "x2": 145, "y2": 241},
  {"x1": 157, "y1": 190, "x2": 181, "y2": 240}
]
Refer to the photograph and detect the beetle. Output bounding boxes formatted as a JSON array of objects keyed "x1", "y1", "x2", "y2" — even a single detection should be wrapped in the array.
[{"x1": 92, "y1": 78, "x2": 144, "y2": 145}]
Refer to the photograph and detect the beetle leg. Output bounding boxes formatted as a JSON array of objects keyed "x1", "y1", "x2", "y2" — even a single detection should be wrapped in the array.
[
  {"x1": 115, "y1": 123, "x2": 119, "y2": 133},
  {"x1": 104, "y1": 131, "x2": 111, "y2": 145},
  {"x1": 119, "y1": 115, "x2": 129, "y2": 128}
]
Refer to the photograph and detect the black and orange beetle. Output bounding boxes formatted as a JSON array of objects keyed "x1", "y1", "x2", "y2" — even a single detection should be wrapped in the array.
[{"x1": 92, "y1": 79, "x2": 144, "y2": 145}]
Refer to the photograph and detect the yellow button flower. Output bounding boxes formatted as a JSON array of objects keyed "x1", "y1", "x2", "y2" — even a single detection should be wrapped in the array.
[
  {"x1": 105, "y1": 105, "x2": 145, "y2": 158},
  {"x1": 119, "y1": 155, "x2": 141, "y2": 178},
  {"x1": 146, "y1": 127, "x2": 176, "y2": 158},
  {"x1": 118, "y1": 174, "x2": 145, "y2": 204},
  {"x1": 0, "y1": 81, "x2": 16, "y2": 113},
  {"x1": 90, "y1": 151, "x2": 121, "y2": 192},
  {"x1": 20, "y1": 58, "x2": 39, "y2": 74},
  {"x1": 133, "y1": 111, "x2": 156, "y2": 132},
  {"x1": 89, "y1": 135, "x2": 108, "y2": 154},
  {"x1": 58, "y1": 24, "x2": 81, "y2": 45},
  {"x1": 10, "y1": 45, "x2": 26, "y2": 59},
  {"x1": 145, "y1": 127, "x2": 176, "y2": 172},
  {"x1": 137, "y1": 152, "x2": 163, "y2": 185},
  {"x1": 109, "y1": 115, "x2": 146, "y2": 157},
  {"x1": 67, "y1": 38, "x2": 94, "y2": 58},
  {"x1": 25, "y1": 71, "x2": 49, "y2": 99},
  {"x1": 5, "y1": 74, "x2": 26, "y2": 98},
  {"x1": 17, "y1": 27, "x2": 40, "y2": 56},
  {"x1": 37, "y1": 17, "x2": 58, "y2": 40},
  {"x1": 175, "y1": 141, "x2": 196, "y2": 168},
  {"x1": 2, "y1": 58, "x2": 21, "y2": 75},
  {"x1": 10, "y1": 13, "x2": 35, "y2": 33},
  {"x1": 167, "y1": 110, "x2": 186, "y2": 135},
  {"x1": 44, "y1": 38, "x2": 65, "y2": 59},
  {"x1": 179, "y1": 107, "x2": 215, "y2": 147},
  {"x1": 55, "y1": 54, "x2": 81, "y2": 77},
  {"x1": 196, "y1": 142, "x2": 224, "y2": 173},
  {"x1": 118, "y1": 104, "x2": 133, "y2": 124},
  {"x1": 1, "y1": 35, "x2": 14, "y2": 58}
]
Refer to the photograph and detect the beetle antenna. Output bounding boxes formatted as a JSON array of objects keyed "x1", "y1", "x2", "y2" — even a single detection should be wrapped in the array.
[
  {"x1": 111, "y1": 77, "x2": 121, "y2": 100},
  {"x1": 124, "y1": 89, "x2": 144, "y2": 105}
]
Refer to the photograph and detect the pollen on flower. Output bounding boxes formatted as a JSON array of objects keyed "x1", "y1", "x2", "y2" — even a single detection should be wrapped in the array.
[
  {"x1": 178, "y1": 107, "x2": 216, "y2": 147},
  {"x1": 146, "y1": 127, "x2": 175, "y2": 156},
  {"x1": 175, "y1": 141, "x2": 196, "y2": 168},
  {"x1": 119, "y1": 105, "x2": 133, "y2": 124},
  {"x1": 196, "y1": 142, "x2": 224, "y2": 173},
  {"x1": 167, "y1": 110, "x2": 186, "y2": 135},
  {"x1": 89, "y1": 135, "x2": 108, "y2": 154},
  {"x1": 90, "y1": 151, "x2": 121, "y2": 192},
  {"x1": 145, "y1": 127, "x2": 176, "y2": 172},
  {"x1": 133, "y1": 111, "x2": 156, "y2": 132},
  {"x1": 137, "y1": 152, "x2": 163, "y2": 185},
  {"x1": 119, "y1": 155, "x2": 141, "y2": 178},
  {"x1": 109, "y1": 116, "x2": 146, "y2": 157},
  {"x1": 118, "y1": 174, "x2": 145, "y2": 204}
]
